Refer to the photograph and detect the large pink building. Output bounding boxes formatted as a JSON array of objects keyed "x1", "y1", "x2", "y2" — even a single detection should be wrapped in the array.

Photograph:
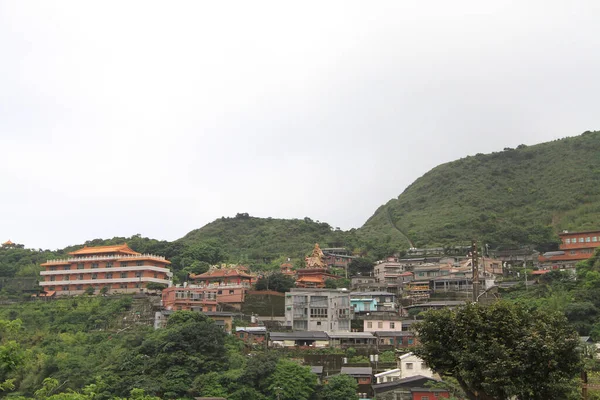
[{"x1": 40, "y1": 244, "x2": 172, "y2": 295}]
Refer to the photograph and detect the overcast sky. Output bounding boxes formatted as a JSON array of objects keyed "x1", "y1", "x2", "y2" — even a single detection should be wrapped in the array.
[{"x1": 1, "y1": 1, "x2": 599, "y2": 250}]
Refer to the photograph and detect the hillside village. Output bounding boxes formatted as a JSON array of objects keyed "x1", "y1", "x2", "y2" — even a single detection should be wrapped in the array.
[{"x1": 3, "y1": 227, "x2": 595, "y2": 399}]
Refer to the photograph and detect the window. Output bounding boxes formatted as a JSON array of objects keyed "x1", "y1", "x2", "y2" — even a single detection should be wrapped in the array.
[
  {"x1": 389, "y1": 322, "x2": 395, "y2": 329},
  {"x1": 135, "y1": 283, "x2": 141, "y2": 288},
  {"x1": 571, "y1": 250, "x2": 577, "y2": 255},
  {"x1": 106, "y1": 262, "x2": 113, "y2": 268},
  {"x1": 408, "y1": 338, "x2": 414, "y2": 345},
  {"x1": 136, "y1": 261, "x2": 143, "y2": 266},
  {"x1": 62, "y1": 286, "x2": 69, "y2": 291},
  {"x1": 50, "y1": 266, "x2": 57, "y2": 271},
  {"x1": 229, "y1": 290, "x2": 234, "y2": 294},
  {"x1": 405, "y1": 363, "x2": 413, "y2": 370},
  {"x1": 565, "y1": 238, "x2": 571, "y2": 244},
  {"x1": 293, "y1": 320, "x2": 307, "y2": 330},
  {"x1": 92, "y1": 273, "x2": 98, "y2": 280},
  {"x1": 593, "y1": 237, "x2": 598, "y2": 242},
  {"x1": 378, "y1": 322, "x2": 383, "y2": 329},
  {"x1": 120, "y1": 272, "x2": 128, "y2": 278},
  {"x1": 367, "y1": 322, "x2": 373, "y2": 328},
  {"x1": 580, "y1": 238, "x2": 585, "y2": 243},
  {"x1": 135, "y1": 272, "x2": 142, "y2": 278},
  {"x1": 64, "y1": 275, "x2": 69, "y2": 281},
  {"x1": 50, "y1": 276, "x2": 56, "y2": 281},
  {"x1": 64, "y1": 265, "x2": 71, "y2": 270},
  {"x1": 154, "y1": 272, "x2": 158, "y2": 278},
  {"x1": 421, "y1": 397, "x2": 429, "y2": 400},
  {"x1": 316, "y1": 321, "x2": 321, "y2": 326},
  {"x1": 48, "y1": 286, "x2": 55, "y2": 291},
  {"x1": 77, "y1": 263, "x2": 84, "y2": 269},
  {"x1": 106, "y1": 273, "x2": 113, "y2": 279},
  {"x1": 421, "y1": 362, "x2": 428, "y2": 369},
  {"x1": 310, "y1": 308, "x2": 328, "y2": 318},
  {"x1": 120, "y1": 262, "x2": 128, "y2": 267},
  {"x1": 91, "y1": 263, "x2": 99, "y2": 269},
  {"x1": 76, "y1": 285, "x2": 83, "y2": 290},
  {"x1": 78, "y1": 274, "x2": 84, "y2": 280},
  {"x1": 586, "y1": 237, "x2": 592, "y2": 243},
  {"x1": 217, "y1": 290, "x2": 223, "y2": 295},
  {"x1": 120, "y1": 283, "x2": 128, "y2": 289}
]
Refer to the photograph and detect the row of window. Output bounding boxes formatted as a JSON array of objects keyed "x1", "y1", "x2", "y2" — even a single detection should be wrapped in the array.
[
  {"x1": 48, "y1": 261, "x2": 155, "y2": 271},
  {"x1": 367, "y1": 321, "x2": 397, "y2": 329},
  {"x1": 47, "y1": 272, "x2": 160, "y2": 281},
  {"x1": 48, "y1": 283, "x2": 143, "y2": 291},
  {"x1": 564, "y1": 236, "x2": 599, "y2": 244},
  {"x1": 570, "y1": 249, "x2": 595, "y2": 255}
]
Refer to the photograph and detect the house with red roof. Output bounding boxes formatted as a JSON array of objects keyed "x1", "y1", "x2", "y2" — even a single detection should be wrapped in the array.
[{"x1": 162, "y1": 264, "x2": 256, "y2": 312}]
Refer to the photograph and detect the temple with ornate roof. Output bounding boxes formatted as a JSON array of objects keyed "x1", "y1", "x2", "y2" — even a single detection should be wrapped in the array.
[
  {"x1": 295, "y1": 243, "x2": 341, "y2": 288},
  {"x1": 1, "y1": 240, "x2": 15, "y2": 248},
  {"x1": 162, "y1": 264, "x2": 257, "y2": 312},
  {"x1": 39, "y1": 244, "x2": 172, "y2": 295}
]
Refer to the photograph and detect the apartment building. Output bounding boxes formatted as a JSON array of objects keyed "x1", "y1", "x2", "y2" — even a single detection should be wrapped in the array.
[
  {"x1": 40, "y1": 244, "x2": 172, "y2": 295},
  {"x1": 539, "y1": 230, "x2": 600, "y2": 268},
  {"x1": 284, "y1": 288, "x2": 352, "y2": 332}
]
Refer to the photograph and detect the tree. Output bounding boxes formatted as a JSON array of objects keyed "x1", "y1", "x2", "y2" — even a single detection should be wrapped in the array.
[
  {"x1": 320, "y1": 374, "x2": 358, "y2": 400},
  {"x1": 254, "y1": 273, "x2": 295, "y2": 293},
  {"x1": 266, "y1": 359, "x2": 316, "y2": 400},
  {"x1": 145, "y1": 282, "x2": 167, "y2": 293},
  {"x1": 347, "y1": 258, "x2": 374, "y2": 277},
  {"x1": 84, "y1": 286, "x2": 95, "y2": 296},
  {"x1": 414, "y1": 301, "x2": 582, "y2": 400}
]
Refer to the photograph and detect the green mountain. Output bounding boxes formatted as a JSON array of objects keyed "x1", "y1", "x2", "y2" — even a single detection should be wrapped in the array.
[
  {"x1": 361, "y1": 131, "x2": 600, "y2": 251},
  {"x1": 176, "y1": 213, "x2": 358, "y2": 263}
]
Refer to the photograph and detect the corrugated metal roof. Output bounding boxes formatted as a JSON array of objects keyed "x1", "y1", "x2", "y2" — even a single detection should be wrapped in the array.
[
  {"x1": 269, "y1": 331, "x2": 329, "y2": 340},
  {"x1": 340, "y1": 366, "x2": 373, "y2": 376}
]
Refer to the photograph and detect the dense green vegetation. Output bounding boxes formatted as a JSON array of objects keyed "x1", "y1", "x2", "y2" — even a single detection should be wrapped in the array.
[
  {"x1": 362, "y1": 130, "x2": 600, "y2": 250},
  {"x1": 0, "y1": 302, "x2": 363, "y2": 400},
  {"x1": 415, "y1": 301, "x2": 582, "y2": 400}
]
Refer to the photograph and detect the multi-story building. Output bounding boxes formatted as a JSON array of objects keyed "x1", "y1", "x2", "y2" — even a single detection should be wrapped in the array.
[
  {"x1": 162, "y1": 265, "x2": 254, "y2": 311},
  {"x1": 40, "y1": 244, "x2": 172, "y2": 295},
  {"x1": 351, "y1": 291, "x2": 398, "y2": 312},
  {"x1": 284, "y1": 288, "x2": 352, "y2": 332},
  {"x1": 539, "y1": 230, "x2": 600, "y2": 268}
]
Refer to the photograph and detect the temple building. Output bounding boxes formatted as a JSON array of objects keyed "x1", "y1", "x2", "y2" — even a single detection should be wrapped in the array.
[
  {"x1": 296, "y1": 244, "x2": 341, "y2": 288},
  {"x1": 1, "y1": 240, "x2": 16, "y2": 248},
  {"x1": 162, "y1": 264, "x2": 256, "y2": 312},
  {"x1": 39, "y1": 244, "x2": 172, "y2": 295}
]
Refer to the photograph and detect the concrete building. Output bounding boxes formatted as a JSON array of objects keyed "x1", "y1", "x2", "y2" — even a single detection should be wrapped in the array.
[
  {"x1": 284, "y1": 288, "x2": 352, "y2": 331},
  {"x1": 40, "y1": 244, "x2": 172, "y2": 295}
]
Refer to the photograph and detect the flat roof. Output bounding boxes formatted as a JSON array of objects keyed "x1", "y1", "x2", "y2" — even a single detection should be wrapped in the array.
[
  {"x1": 269, "y1": 331, "x2": 329, "y2": 340},
  {"x1": 340, "y1": 366, "x2": 372, "y2": 376},
  {"x1": 310, "y1": 366, "x2": 324, "y2": 374},
  {"x1": 327, "y1": 332, "x2": 375, "y2": 339},
  {"x1": 351, "y1": 291, "x2": 396, "y2": 296},
  {"x1": 375, "y1": 331, "x2": 414, "y2": 337}
]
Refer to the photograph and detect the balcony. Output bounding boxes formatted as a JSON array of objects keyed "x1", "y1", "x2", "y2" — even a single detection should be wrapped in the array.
[{"x1": 43, "y1": 253, "x2": 168, "y2": 264}]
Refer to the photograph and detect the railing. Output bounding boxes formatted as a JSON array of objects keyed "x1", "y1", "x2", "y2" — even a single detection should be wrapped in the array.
[{"x1": 44, "y1": 253, "x2": 168, "y2": 264}]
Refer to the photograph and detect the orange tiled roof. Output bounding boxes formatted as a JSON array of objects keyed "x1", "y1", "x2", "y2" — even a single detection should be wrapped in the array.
[
  {"x1": 191, "y1": 269, "x2": 254, "y2": 279},
  {"x1": 68, "y1": 244, "x2": 139, "y2": 256},
  {"x1": 296, "y1": 276, "x2": 324, "y2": 283},
  {"x1": 2, "y1": 240, "x2": 14, "y2": 246}
]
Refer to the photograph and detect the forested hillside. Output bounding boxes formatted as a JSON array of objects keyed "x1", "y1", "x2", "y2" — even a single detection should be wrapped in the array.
[{"x1": 361, "y1": 131, "x2": 600, "y2": 250}]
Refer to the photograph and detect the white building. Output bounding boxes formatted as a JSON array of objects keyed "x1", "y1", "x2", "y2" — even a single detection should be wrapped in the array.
[
  {"x1": 284, "y1": 288, "x2": 352, "y2": 331},
  {"x1": 375, "y1": 352, "x2": 434, "y2": 383}
]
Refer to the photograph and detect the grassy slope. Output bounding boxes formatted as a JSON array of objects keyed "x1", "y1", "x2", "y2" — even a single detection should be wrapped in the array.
[
  {"x1": 361, "y1": 131, "x2": 600, "y2": 249},
  {"x1": 176, "y1": 215, "x2": 357, "y2": 261}
]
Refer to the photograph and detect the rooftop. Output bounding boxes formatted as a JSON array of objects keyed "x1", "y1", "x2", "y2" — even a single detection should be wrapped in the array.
[
  {"x1": 269, "y1": 331, "x2": 329, "y2": 341},
  {"x1": 340, "y1": 366, "x2": 372, "y2": 376},
  {"x1": 68, "y1": 244, "x2": 139, "y2": 256}
]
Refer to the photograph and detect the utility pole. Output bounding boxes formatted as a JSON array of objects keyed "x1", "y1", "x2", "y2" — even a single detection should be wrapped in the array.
[{"x1": 472, "y1": 239, "x2": 479, "y2": 303}]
